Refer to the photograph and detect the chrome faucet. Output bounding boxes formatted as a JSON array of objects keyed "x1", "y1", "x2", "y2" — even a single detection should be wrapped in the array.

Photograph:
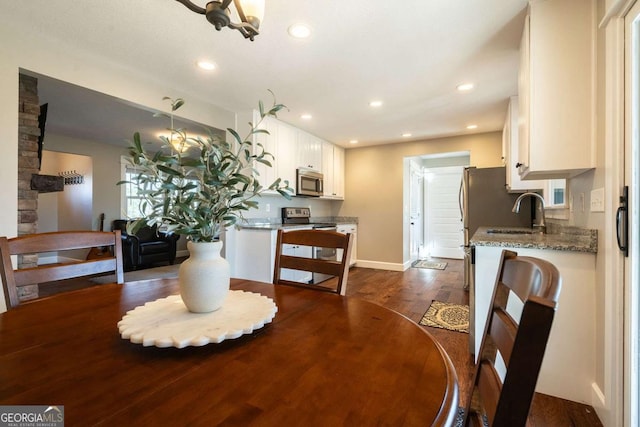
[{"x1": 512, "y1": 192, "x2": 547, "y2": 234}]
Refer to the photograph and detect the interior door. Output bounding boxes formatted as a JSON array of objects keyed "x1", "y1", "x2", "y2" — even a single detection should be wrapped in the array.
[
  {"x1": 625, "y1": 4, "x2": 640, "y2": 425},
  {"x1": 409, "y1": 160, "x2": 423, "y2": 262},
  {"x1": 424, "y1": 166, "x2": 464, "y2": 259}
]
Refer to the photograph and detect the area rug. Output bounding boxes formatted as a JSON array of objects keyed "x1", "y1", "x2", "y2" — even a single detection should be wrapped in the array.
[
  {"x1": 412, "y1": 259, "x2": 447, "y2": 270},
  {"x1": 419, "y1": 300, "x2": 469, "y2": 333},
  {"x1": 90, "y1": 264, "x2": 180, "y2": 284}
]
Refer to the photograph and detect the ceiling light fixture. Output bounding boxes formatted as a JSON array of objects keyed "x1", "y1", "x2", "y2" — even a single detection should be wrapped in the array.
[
  {"x1": 369, "y1": 100, "x2": 383, "y2": 108},
  {"x1": 175, "y1": 0, "x2": 264, "y2": 41},
  {"x1": 466, "y1": 124, "x2": 478, "y2": 130},
  {"x1": 349, "y1": 140, "x2": 359, "y2": 144},
  {"x1": 288, "y1": 23, "x2": 311, "y2": 39},
  {"x1": 402, "y1": 133, "x2": 412, "y2": 138},
  {"x1": 301, "y1": 114, "x2": 312, "y2": 120},
  {"x1": 196, "y1": 60, "x2": 216, "y2": 70},
  {"x1": 457, "y1": 83, "x2": 474, "y2": 92}
]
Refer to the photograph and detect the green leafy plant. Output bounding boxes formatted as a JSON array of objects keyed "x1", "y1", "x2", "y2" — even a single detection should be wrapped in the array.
[{"x1": 119, "y1": 94, "x2": 293, "y2": 242}]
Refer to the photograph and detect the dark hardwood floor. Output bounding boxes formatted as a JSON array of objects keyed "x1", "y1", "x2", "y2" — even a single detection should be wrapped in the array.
[
  {"x1": 37, "y1": 257, "x2": 603, "y2": 426},
  {"x1": 344, "y1": 259, "x2": 603, "y2": 427}
]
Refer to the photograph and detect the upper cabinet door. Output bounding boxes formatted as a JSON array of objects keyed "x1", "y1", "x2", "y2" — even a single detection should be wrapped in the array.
[
  {"x1": 253, "y1": 114, "x2": 279, "y2": 192},
  {"x1": 275, "y1": 121, "x2": 298, "y2": 188},
  {"x1": 504, "y1": 96, "x2": 545, "y2": 192},
  {"x1": 297, "y1": 131, "x2": 322, "y2": 171},
  {"x1": 518, "y1": 0, "x2": 596, "y2": 180},
  {"x1": 321, "y1": 142, "x2": 345, "y2": 199}
]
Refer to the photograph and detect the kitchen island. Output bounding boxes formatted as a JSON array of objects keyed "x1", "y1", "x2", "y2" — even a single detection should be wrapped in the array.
[
  {"x1": 471, "y1": 225, "x2": 597, "y2": 405},
  {"x1": 224, "y1": 217, "x2": 358, "y2": 284}
]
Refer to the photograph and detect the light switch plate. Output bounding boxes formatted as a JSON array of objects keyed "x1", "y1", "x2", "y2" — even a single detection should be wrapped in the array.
[{"x1": 590, "y1": 188, "x2": 605, "y2": 212}]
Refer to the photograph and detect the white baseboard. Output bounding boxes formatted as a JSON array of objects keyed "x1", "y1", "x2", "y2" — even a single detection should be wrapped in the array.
[
  {"x1": 591, "y1": 382, "x2": 607, "y2": 425},
  {"x1": 353, "y1": 259, "x2": 406, "y2": 271},
  {"x1": 592, "y1": 382, "x2": 605, "y2": 407}
]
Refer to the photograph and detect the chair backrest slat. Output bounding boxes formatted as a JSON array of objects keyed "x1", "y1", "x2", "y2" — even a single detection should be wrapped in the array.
[
  {"x1": 13, "y1": 258, "x2": 120, "y2": 286},
  {"x1": 278, "y1": 256, "x2": 344, "y2": 277},
  {"x1": 464, "y1": 249, "x2": 561, "y2": 427},
  {"x1": 1, "y1": 231, "x2": 124, "y2": 309},
  {"x1": 488, "y1": 309, "x2": 517, "y2": 366},
  {"x1": 273, "y1": 229, "x2": 353, "y2": 295}
]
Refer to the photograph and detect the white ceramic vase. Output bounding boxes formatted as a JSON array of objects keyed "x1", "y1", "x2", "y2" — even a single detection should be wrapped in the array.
[{"x1": 178, "y1": 240, "x2": 230, "y2": 313}]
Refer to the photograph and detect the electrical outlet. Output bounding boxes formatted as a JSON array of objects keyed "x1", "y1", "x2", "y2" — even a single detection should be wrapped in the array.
[
  {"x1": 590, "y1": 188, "x2": 604, "y2": 212},
  {"x1": 265, "y1": 203, "x2": 271, "y2": 213}
]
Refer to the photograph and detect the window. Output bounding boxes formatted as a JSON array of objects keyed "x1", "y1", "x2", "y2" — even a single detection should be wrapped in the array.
[
  {"x1": 121, "y1": 164, "x2": 154, "y2": 219},
  {"x1": 545, "y1": 179, "x2": 566, "y2": 209},
  {"x1": 120, "y1": 157, "x2": 200, "y2": 219}
]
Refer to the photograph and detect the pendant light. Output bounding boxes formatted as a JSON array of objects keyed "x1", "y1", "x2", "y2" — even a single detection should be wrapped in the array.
[{"x1": 174, "y1": 0, "x2": 264, "y2": 41}]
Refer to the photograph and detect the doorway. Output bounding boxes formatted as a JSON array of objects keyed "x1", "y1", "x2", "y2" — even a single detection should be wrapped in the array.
[
  {"x1": 423, "y1": 166, "x2": 464, "y2": 259},
  {"x1": 406, "y1": 152, "x2": 469, "y2": 263}
]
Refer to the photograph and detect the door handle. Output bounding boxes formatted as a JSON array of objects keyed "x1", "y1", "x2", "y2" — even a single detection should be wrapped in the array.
[{"x1": 616, "y1": 186, "x2": 629, "y2": 257}]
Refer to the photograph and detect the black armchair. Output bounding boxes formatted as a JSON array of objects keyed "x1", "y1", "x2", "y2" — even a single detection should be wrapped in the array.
[{"x1": 111, "y1": 220, "x2": 180, "y2": 271}]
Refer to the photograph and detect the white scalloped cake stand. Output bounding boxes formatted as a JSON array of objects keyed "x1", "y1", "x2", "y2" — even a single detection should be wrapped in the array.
[{"x1": 118, "y1": 290, "x2": 278, "y2": 348}]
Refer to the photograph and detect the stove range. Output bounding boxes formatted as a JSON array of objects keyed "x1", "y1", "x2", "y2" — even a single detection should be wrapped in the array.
[
  {"x1": 281, "y1": 207, "x2": 338, "y2": 284},
  {"x1": 281, "y1": 207, "x2": 336, "y2": 229}
]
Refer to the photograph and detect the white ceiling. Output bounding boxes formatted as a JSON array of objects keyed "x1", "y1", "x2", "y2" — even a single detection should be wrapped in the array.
[{"x1": 5, "y1": 0, "x2": 528, "y2": 148}]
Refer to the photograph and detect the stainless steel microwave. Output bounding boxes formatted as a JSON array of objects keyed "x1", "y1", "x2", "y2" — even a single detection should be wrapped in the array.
[{"x1": 296, "y1": 168, "x2": 324, "y2": 197}]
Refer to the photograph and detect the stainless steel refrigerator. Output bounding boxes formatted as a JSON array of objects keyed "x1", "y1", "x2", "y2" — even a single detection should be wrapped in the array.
[{"x1": 459, "y1": 166, "x2": 534, "y2": 353}]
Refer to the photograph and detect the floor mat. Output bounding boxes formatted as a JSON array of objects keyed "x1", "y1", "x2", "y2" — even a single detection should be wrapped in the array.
[
  {"x1": 419, "y1": 300, "x2": 469, "y2": 333},
  {"x1": 412, "y1": 259, "x2": 447, "y2": 270}
]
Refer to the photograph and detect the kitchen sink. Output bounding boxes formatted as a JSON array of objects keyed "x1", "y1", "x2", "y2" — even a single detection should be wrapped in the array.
[{"x1": 485, "y1": 228, "x2": 536, "y2": 235}]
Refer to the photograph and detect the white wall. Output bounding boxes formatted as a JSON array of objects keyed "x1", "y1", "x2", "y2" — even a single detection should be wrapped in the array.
[
  {"x1": 341, "y1": 131, "x2": 503, "y2": 270},
  {"x1": 44, "y1": 134, "x2": 129, "y2": 231},
  {"x1": 38, "y1": 150, "x2": 93, "y2": 233}
]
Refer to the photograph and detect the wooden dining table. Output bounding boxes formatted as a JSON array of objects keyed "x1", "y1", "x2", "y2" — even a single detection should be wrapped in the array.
[{"x1": 0, "y1": 278, "x2": 459, "y2": 426}]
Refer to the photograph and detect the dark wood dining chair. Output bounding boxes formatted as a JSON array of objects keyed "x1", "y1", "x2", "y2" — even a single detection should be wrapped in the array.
[
  {"x1": 0, "y1": 230, "x2": 124, "y2": 309},
  {"x1": 464, "y1": 249, "x2": 561, "y2": 427},
  {"x1": 273, "y1": 229, "x2": 353, "y2": 295}
]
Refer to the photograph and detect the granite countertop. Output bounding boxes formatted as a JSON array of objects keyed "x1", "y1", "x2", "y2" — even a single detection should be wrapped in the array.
[
  {"x1": 470, "y1": 223, "x2": 597, "y2": 253},
  {"x1": 237, "y1": 217, "x2": 358, "y2": 231}
]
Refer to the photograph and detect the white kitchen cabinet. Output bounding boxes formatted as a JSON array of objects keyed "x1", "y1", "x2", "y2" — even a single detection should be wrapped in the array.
[
  {"x1": 275, "y1": 121, "x2": 298, "y2": 189},
  {"x1": 252, "y1": 112, "x2": 345, "y2": 199},
  {"x1": 474, "y1": 245, "x2": 596, "y2": 404},
  {"x1": 333, "y1": 145, "x2": 345, "y2": 198},
  {"x1": 252, "y1": 114, "x2": 297, "y2": 192},
  {"x1": 226, "y1": 226, "x2": 313, "y2": 284},
  {"x1": 517, "y1": 0, "x2": 596, "y2": 179},
  {"x1": 296, "y1": 130, "x2": 322, "y2": 171},
  {"x1": 254, "y1": 114, "x2": 279, "y2": 193},
  {"x1": 281, "y1": 243, "x2": 313, "y2": 283},
  {"x1": 321, "y1": 141, "x2": 345, "y2": 199},
  {"x1": 337, "y1": 223, "x2": 357, "y2": 266},
  {"x1": 225, "y1": 227, "x2": 278, "y2": 283},
  {"x1": 502, "y1": 96, "x2": 545, "y2": 192}
]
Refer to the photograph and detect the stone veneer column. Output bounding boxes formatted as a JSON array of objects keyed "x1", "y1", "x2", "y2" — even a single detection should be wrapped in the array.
[{"x1": 17, "y1": 74, "x2": 41, "y2": 301}]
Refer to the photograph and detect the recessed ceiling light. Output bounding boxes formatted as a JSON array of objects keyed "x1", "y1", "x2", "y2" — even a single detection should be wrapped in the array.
[
  {"x1": 369, "y1": 100, "x2": 383, "y2": 108},
  {"x1": 349, "y1": 139, "x2": 359, "y2": 144},
  {"x1": 288, "y1": 23, "x2": 311, "y2": 38},
  {"x1": 466, "y1": 124, "x2": 478, "y2": 130},
  {"x1": 301, "y1": 114, "x2": 312, "y2": 120},
  {"x1": 457, "y1": 83, "x2": 474, "y2": 92},
  {"x1": 402, "y1": 133, "x2": 412, "y2": 138},
  {"x1": 196, "y1": 60, "x2": 216, "y2": 71}
]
